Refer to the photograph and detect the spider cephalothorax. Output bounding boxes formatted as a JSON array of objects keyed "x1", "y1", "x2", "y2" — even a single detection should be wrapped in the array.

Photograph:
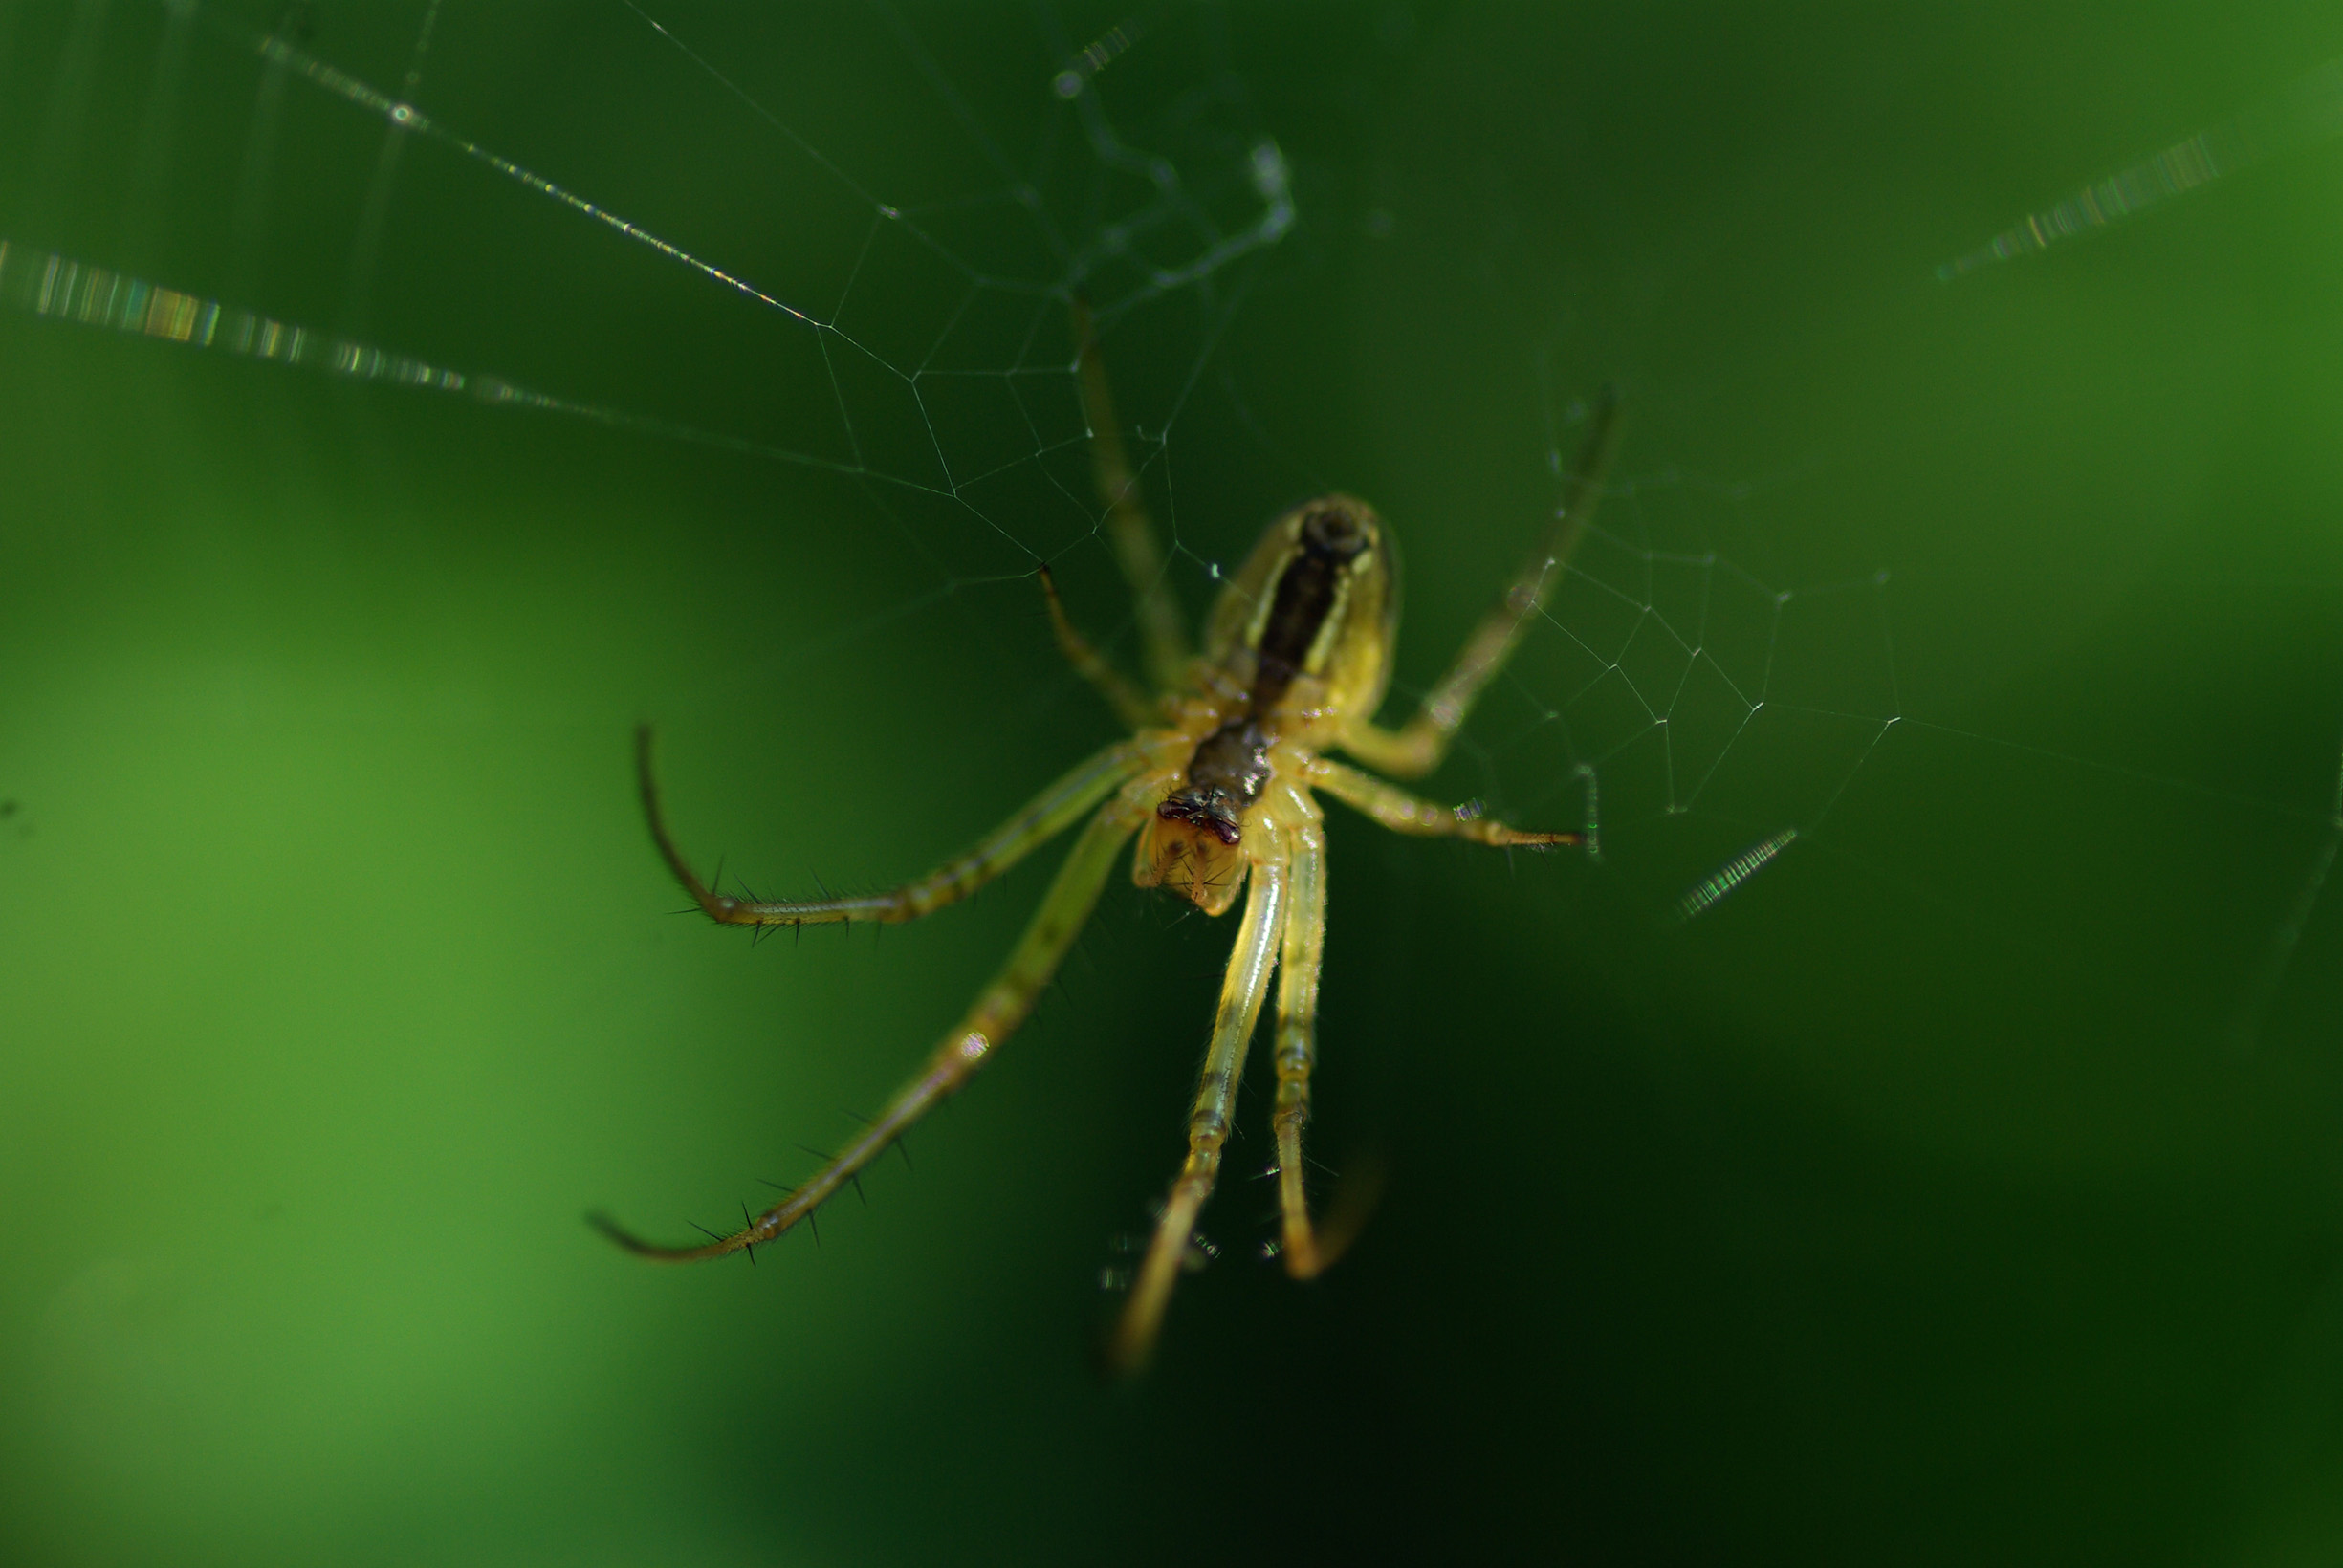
[{"x1": 597, "y1": 307, "x2": 1621, "y2": 1373}]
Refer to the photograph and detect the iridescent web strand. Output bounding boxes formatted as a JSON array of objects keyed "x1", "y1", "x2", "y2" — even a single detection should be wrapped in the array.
[
  {"x1": 1938, "y1": 54, "x2": 2343, "y2": 279},
  {"x1": 1675, "y1": 828, "x2": 1799, "y2": 923}
]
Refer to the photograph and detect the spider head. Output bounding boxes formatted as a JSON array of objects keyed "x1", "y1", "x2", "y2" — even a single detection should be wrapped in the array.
[{"x1": 1134, "y1": 799, "x2": 1249, "y2": 916}]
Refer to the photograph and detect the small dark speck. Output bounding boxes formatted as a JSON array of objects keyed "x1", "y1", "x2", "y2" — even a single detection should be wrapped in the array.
[{"x1": 0, "y1": 800, "x2": 17, "y2": 818}]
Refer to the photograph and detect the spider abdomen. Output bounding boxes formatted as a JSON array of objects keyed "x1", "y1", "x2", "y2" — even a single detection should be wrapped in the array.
[{"x1": 1200, "y1": 493, "x2": 1397, "y2": 734}]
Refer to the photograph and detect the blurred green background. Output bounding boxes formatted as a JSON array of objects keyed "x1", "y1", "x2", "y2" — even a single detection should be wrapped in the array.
[{"x1": 7, "y1": 2, "x2": 2343, "y2": 1562}]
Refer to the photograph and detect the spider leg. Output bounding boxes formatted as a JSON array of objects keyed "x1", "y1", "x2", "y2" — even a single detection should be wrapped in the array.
[
  {"x1": 1310, "y1": 758, "x2": 1582, "y2": 849},
  {"x1": 1074, "y1": 294, "x2": 1190, "y2": 692},
  {"x1": 1340, "y1": 386, "x2": 1623, "y2": 780},
  {"x1": 1037, "y1": 563, "x2": 1158, "y2": 729},
  {"x1": 1267, "y1": 829, "x2": 1352, "y2": 1277},
  {"x1": 1106, "y1": 857, "x2": 1290, "y2": 1375},
  {"x1": 637, "y1": 725, "x2": 1140, "y2": 928},
  {"x1": 593, "y1": 797, "x2": 1147, "y2": 1262}
]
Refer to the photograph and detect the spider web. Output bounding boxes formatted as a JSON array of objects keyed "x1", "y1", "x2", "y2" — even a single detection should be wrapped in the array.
[
  {"x1": 11, "y1": 4, "x2": 2343, "y2": 1561},
  {"x1": 10, "y1": 1, "x2": 2340, "y2": 1077},
  {"x1": 0, "y1": 0, "x2": 1914, "y2": 920}
]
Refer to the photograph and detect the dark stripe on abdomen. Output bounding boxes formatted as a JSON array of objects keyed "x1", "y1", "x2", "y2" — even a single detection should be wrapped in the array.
[{"x1": 1250, "y1": 506, "x2": 1369, "y2": 712}]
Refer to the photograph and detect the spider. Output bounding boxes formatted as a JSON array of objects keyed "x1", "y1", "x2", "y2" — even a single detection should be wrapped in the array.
[{"x1": 594, "y1": 308, "x2": 1622, "y2": 1373}]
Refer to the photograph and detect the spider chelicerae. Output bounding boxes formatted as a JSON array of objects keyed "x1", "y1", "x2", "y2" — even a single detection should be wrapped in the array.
[{"x1": 595, "y1": 312, "x2": 1621, "y2": 1373}]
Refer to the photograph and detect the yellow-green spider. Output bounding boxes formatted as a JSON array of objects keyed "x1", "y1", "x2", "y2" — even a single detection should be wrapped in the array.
[{"x1": 595, "y1": 310, "x2": 1622, "y2": 1373}]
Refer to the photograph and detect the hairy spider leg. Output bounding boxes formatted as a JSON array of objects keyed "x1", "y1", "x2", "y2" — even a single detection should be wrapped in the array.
[
  {"x1": 1310, "y1": 757, "x2": 1582, "y2": 850},
  {"x1": 1037, "y1": 563, "x2": 1158, "y2": 730},
  {"x1": 636, "y1": 724, "x2": 1139, "y2": 927},
  {"x1": 1106, "y1": 855, "x2": 1291, "y2": 1375},
  {"x1": 1073, "y1": 294, "x2": 1190, "y2": 693},
  {"x1": 1340, "y1": 385, "x2": 1625, "y2": 780},
  {"x1": 1270, "y1": 828, "x2": 1337, "y2": 1276},
  {"x1": 593, "y1": 796, "x2": 1149, "y2": 1262}
]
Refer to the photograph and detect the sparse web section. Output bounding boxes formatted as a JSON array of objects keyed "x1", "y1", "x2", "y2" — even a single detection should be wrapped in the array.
[
  {"x1": 1393, "y1": 385, "x2": 1900, "y2": 902},
  {"x1": 0, "y1": 0, "x2": 1906, "y2": 915},
  {"x1": 2, "y1": 0, "x2": 1295, "y2": 583}
]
